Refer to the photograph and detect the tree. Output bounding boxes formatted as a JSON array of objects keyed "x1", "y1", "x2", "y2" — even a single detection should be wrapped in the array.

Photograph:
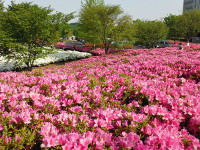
[
  {"x1": 0, "y1": 0, "x2": 3, "y2": 11},
  {"x1": 49, "y1": 12, "x2": 75, "y2": 40},
  {"x1": 0, "y1": 2, "x2": 73, "y2": 71},
  {"x1": 134, "y1": 20, "x2": 169, "y2": 48},
  {"x1": 79, "y1": 0, "x2": 133, "y2": 53},
  {"x1": 78, "y1": 0, "x2": 107, "y2": 48},
  {"x1": 177, "y1": 9, "x2": 200, "y2": 44},
  {"x1": 69, "y1": 23, "x2": 79, "y2": 38},
  {"x1": 1, "y1": 2, "x2": 54, "y2": 46},
  {"x1": 0, "y1": 2, "x2": 54, "y2": 70},
  {"x1": 164, "y1": 14, "x2": 181, "y2": 42},
  {"x1": 0, "y1": 0, "x2": 12, "y2": 55}
]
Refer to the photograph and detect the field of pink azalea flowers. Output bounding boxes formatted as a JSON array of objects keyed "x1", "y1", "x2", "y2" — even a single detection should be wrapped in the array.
[{"x1": 0, "y1": 45, "x2": 200, "y2": 150}]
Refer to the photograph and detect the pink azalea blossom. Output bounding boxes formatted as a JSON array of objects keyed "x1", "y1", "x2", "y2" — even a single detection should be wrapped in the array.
[
  {"x1": 0, "y1": 46, "x2": 200, "y2": 149},
  {"x1": 0, "y1": 124, "x2": 4, "y2": 131}
]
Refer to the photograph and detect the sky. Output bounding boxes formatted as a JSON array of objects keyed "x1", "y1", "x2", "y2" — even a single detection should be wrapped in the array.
[{"x1": 3, "y1": 0, "x2": 184, "y2": 22}]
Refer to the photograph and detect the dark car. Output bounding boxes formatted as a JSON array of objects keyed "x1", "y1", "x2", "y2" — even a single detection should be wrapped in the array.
[{"x1": 156, "y1": 40, "x2": 172, "y2": 48}]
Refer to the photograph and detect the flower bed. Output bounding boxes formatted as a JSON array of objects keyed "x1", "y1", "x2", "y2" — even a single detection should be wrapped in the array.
[
  {"x1": 0, "y1": 46, "x2": 200, "y2": 149},
  {"x1": 0, "y1": 49, "x2": 92, "y2": 72},
  {"x1": 54, "y1": 41, "x2": 131, "y2": 56}
]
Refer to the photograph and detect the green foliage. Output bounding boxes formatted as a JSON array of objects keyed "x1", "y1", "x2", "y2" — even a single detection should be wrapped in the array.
[
  {"x1": 40, "y1": 83, "x2": 52, "y2": 97},
  {"x1": 32, "y1": 69, "x2": 45, "y2": 77},
  {"x1": 78, "y1": 0, "x2": 134, "y2": 53},
  {"x1": 0, "y1": 1, "x2": 11, "y2": 55},
  {"x1": 78, "y1": 0, "x2": 104, "y2": 45},
  {"x1": 182, "y1": 137, "x2": 193, "y2": 148},
  {"x1": 49, "y1": 12, "x2": 75, "y2": 40},
  {"x1": 0, "y1": 0, "x2": 4, "y2": 11},
  {"x1": 134, "y1": 20, "x2": 169, "y2": 48},
  {"x1": 1, "y1": 2, "x2": 53, "y2": 45},
  {"x1": 88, "y1": 77, "x2": 98, "y2": 89},
  {"x1": 164, "y1": 14, "x2": 181, "y2": 41},
  {"x1": 0, "y1": 2, "x2": 74, "y2": 71},
  {"x1": 70, "y1": 23, "x2": 80, "y2": 38},
  {"x1": 43, "y1": 104, "x2": 60, "y2": 115},
  {"x1": 0, "y1": 32, "x2": 14, "y2": 55},
  {"x1": 177, "y1": 9, "x2": 200, "y2": 42},
  {"x1": 0, "y1": 115, "x2": 41, "y2": 150},
  {"x1": 75, "y1": 121, "x2": 91, "y2": 133}
]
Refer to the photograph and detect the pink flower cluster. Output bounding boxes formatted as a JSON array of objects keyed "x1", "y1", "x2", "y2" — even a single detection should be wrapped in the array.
[
  {"x1": 0, "y1": 46, "x2": 200, "y2": 149},
  {"x1": 54, "y1": 42, "x2": 94, "y2": 54}
]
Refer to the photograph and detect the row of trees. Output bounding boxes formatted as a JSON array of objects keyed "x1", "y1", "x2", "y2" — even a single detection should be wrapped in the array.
[
  {"x1": 164, "y1": 10, "x2": 200, "y2": 43},
  {"x1": 0, "y1": 1, "x2": 74, "y2": 70},
  {"x1": 77, "y1": 0, "x2": 200, "y2": 50}
]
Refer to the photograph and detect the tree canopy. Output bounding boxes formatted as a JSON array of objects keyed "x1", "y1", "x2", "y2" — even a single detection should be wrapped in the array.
[
  {"x1": 177, "y1": 9, "x2": 200, "y2": 42},
  {"x1": 0, "y1": 0, "x2": 3, "y2": 11},
  {"x1": 49, "y1": 12, "x2": 75, "y2": 40},
  {"x1": 1, "y1": 2, "x2": 54, "y2": 46},
  {"x1": 0, "y1": 1, "x2": 73, "y2": 71},
  {"x1": 134, "y1": 20, "x2": 169, "y2": 48},
  {"x1": 78, "y1": 0, "x2": 133, "y2": 53},
  {"x1": 164, "y1": 14, "x2": 180, "y2": 42}
]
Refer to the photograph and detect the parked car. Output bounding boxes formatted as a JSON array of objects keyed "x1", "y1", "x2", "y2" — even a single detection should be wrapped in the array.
[
  {"x1": 156, "y1": 40, "x2": 172, "y2": 48},
  {"x1": 111, "y1": 41, "x2": 134, "y2": 48}
]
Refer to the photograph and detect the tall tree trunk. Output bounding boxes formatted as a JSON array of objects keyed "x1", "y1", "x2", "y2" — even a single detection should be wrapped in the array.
[
  {"x1": 105, "y1": 47, "x2": 109, "y2": 54},
  {"x1": 104, "y1": 41, "x2": 110, "y2": 54},
  {"x1": 25, "y1": 62, "x2": 32, "y2": 71},
  {"x1": 104, "y1": 39, "x2": 111, "y2": 54}
]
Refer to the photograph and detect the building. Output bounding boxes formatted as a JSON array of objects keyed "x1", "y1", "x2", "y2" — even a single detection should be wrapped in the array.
[{"x1": 183, "y1": 0, "x2": 200, "y2": 11}]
